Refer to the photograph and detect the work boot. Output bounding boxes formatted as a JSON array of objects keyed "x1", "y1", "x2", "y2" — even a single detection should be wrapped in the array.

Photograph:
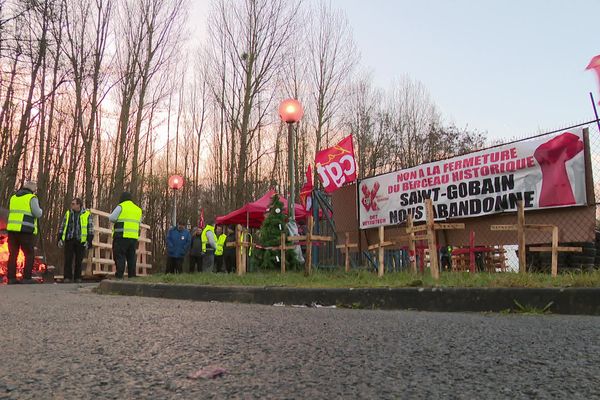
[
  {"x1": 7, "y1": 278, "x2": 20, "y2": 285},
  {"x1": 63, "y1": 278, "x2": 72, "y2": 283},
  {"x1": 74, "y1": 279, "x2": 82, "y2": 283},
  {"x1": 21, "y1": 279, "x2": 36, "y2": 284}
]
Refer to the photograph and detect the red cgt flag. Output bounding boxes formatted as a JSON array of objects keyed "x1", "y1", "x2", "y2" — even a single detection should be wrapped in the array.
[
  {"x1": 299, "y1": 165, "x2": 313, "y2": 210},
  {"x1": 314, "y1": 135, "x2": 357, "y2": 193},
  {"x1": 199, "y1": 208, "x2": 205, "y2": 228},
  {"x1": 586, "y1": 55, "x2": 600, "y2": 104}
]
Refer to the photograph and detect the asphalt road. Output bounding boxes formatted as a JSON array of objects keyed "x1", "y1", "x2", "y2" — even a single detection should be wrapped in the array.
[{"x1": 0, "y1": 283, "x2": 599, "y2": 400}]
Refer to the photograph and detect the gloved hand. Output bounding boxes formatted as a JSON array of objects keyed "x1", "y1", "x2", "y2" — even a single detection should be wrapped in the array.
[
  {"x1": 58, "y1": 240, "x2": 64, "y2": 248},
  {"x1": 84, "y1": 242, "x2": 91, "y2": 250}
]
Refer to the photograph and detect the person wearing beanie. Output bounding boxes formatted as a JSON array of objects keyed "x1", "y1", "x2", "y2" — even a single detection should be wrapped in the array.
[
  {"x1": 6, "y1": 181, "x2": 42, "y2": 284},
  {"x1": 108, "y1": 191, "x2": 142, "y2": 279}
]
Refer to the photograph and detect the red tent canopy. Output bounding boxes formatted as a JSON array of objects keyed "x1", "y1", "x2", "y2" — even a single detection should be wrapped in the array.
[{"x1": 216, "y1": 189, "x2": 312, "y2": 228}]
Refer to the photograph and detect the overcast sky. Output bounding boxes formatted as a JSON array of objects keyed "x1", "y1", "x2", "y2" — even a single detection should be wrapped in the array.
[{"x1": 191, "y1": 0, "x2": 600, "y2": 141}]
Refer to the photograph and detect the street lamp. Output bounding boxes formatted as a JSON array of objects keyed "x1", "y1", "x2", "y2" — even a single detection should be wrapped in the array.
[
  {"x1": 168, "y1": 175, "x2": 184, "y2": 227},
  {"x1": 278, "y1": 98, "x2": 304, "y2": 222}
]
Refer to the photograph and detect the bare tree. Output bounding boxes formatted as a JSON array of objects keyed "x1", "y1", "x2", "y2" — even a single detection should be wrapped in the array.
[
  {"x1": 185, "y1": 50, "x2": 209, "y2": 213},
  {"x1": 307, "y1": 1, "x2": 358, "y2": 174},
  {"x1": 0, "y1": 0, "x2": 53, "y2": 202},
  {"x1": 384, "y1": 76, "x2": 441, "y2": 169},
  {"x1": 207, "y1": 0, "x2": 301, "y2": 207},
  {"x1": 349, "y1": 75, "x2": 487, "y2": 175},
  {"x1": 130, "y1": 0, "x2": 186, "y2": 198},
  {"x1": 345, "y1": 72, "x2": 391, "y2": 177},
  {"x1": 111, "y1": 0, "x2": 186, "y2": 201},
  {"x1": 60, "y1": 0, "x2": 113, "y2": 208}
]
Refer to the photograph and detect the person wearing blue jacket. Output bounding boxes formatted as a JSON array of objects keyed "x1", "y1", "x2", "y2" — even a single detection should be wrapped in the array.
[{"x1": 166, "y1": 221, "x2": 191, "y2": 274}]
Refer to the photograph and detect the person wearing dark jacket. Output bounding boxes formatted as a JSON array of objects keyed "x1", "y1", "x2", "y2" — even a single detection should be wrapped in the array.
[
  {"x1": 57, "y1": 197, "x2": 94, "y2": 283},
  {"x1": 166, "y1": 222, "x2": 191, "y2": 273},
  {"x1": 189, "y1": 227, "x2": 203, "y2": 273},
  {"x1": 6, "y1": 181, "x2": 42, "y2": 284},
  {"x1": 108, "y1": 192, "x2": 142, "y2": 279},
  {"x1": 224, "y1": 225, "x2": 237, "y2": 273}
]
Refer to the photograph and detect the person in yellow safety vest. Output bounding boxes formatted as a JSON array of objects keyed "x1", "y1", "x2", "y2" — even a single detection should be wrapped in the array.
[
  {"x1": 214, "y1": 225, "x2": 227, "y2": 272},
  {"x1": 108, "y1": 192, "x2": 142, "y2": 279},
  {"x1": 201, "y1": 222, "x2": 216, "y2": 272},
  {"x1": 57, "y1": 197, "x2": 94, "y2": 283},
  {"x1": 6, "y1": 181, "x2": 43, "y2": 284}
]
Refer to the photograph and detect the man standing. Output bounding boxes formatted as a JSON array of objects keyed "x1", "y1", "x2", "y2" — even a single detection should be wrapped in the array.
[
  {"x1": 6, "y1": 181, "x2": 42, "y2": 284},
  {"x1": 188, "y1": 227, "x2": 203, "y2": 273},
  {"x1": 440, "y1": 245, "x2": 453, "y2": 272},
  {"x1": 58, "y1": 198, "x2": 94, "y2": 283},
  {"x1": 109, "y1": 192, "x2": 142, "y2": 279},
  {"x1": 224, "y1": 225, "x2": 237, "y2": 273},
  {"x1": 214, "y1": 225, "x2": 227, "y2": 272},
  {"x1": 201, "y1": 222, "x2": 217, "y2": 272},
  {"x1": 166, "y1": 221, "x2": 190, "y2": 273}
]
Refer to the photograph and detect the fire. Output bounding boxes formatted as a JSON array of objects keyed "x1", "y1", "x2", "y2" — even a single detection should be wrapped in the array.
[
  {"x1": 0, "y1": 238, "x2": 24, "y2": 274},
  {"x1": 0, "y1": 235, "x2": 46, "y2": 282}
]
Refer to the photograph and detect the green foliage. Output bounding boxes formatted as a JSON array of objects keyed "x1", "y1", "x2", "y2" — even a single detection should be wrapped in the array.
[
  {"x1": 511, "y1": 300, "x2": 554, "y2": 314},
  {"x1": 254, "y1": 193, "x2": 299, "y2": 270},
  {"x1": 138, "y1": 269, "x2": 600, "y2": 289}
]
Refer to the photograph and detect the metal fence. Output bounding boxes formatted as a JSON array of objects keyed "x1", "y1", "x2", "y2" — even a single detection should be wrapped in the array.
[{"x1": 319, "y1": 119, "x2": 600, "y2": 273}]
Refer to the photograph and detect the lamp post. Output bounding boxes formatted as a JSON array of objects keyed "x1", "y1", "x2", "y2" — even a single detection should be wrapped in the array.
[
  {"x1": 168, "y1": 175, "x2": 184, "y2": 226},
  {"x1": 278, "y1": 98, "x2": 304, "y2": 222}
]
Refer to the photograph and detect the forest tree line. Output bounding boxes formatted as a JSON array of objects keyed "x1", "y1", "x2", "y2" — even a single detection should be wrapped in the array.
[{"x1": 0, "y1": 0, "x2": 485, "y2": 266}]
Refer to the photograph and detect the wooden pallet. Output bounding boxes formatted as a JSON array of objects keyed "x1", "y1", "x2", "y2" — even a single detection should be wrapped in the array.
[
  {"x1": 83, "y1": 209, "x2": 152, "y2": 277},
  {"x1": 450, "y1": 245, "x2": 507, "y2": 272}
]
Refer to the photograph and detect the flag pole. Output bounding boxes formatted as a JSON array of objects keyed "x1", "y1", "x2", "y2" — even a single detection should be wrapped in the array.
[
  {"x1": 589, "y1": 92, "x2": 600, "y2": 133},
  {"x1": 355, "y1": 179, "x2": 361, "y2": 258}
]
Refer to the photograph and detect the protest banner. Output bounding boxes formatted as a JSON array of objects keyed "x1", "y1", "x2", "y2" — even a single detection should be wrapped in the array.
[{"x1": 359, "y1": 129, "x2": 587, "y2": 229}]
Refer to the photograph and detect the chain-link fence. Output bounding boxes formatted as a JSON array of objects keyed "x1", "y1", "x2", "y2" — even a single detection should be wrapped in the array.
[
  {"x1": 325, "y1": 119, "x2": 600, "y2": 273},
  {"x1": 480, "y1": 121, "x2": 600, "y2": 272}
]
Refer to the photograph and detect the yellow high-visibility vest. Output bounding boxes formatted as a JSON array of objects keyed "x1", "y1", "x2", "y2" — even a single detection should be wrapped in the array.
[
  {"x1": 201, "y1": 225, "x2": 215, "y2": 252},
  {"x1": 113, "y1": 200, "x2": 142, "y2": 239},
  {"x1": 7, "y1": 193, "x2": 38, "y2": 235},
  {"x1": 61, "y1": 209, "x2": 91, "y2": 243},
  {"x1": 215, "y1": 234, "x2": 227, "y2": 256}
]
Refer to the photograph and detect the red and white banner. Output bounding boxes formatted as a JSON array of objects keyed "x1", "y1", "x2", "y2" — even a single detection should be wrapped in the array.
[
  {"x1": 359, "y1": 129, "x2": 587, "y2": 229},
  {"x1": 586, "y1": 55, "x2": 600, "y2": 104},
  {"x1": 315, "y1": 135, "x2": 357, "y2": 193}
]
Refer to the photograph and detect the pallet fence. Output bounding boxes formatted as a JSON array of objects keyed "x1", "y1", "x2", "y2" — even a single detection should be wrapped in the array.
[{"x1": 81, "y1": 208, "x2": 152, "y2": 277}]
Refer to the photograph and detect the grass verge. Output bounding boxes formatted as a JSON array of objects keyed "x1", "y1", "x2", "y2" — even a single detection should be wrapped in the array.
[{"x1": 134, "y1": 269, "x2": 600, "y2": 288}]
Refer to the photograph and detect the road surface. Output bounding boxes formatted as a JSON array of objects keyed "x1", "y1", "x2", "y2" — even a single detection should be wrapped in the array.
[{"x1": 0, "y1": 283, "x2": 598, "y2": 399}]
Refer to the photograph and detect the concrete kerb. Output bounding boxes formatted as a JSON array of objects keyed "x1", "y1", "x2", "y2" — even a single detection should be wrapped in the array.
[{"x1": 95, "y1": 280, "x2": 600, "y2": 315}]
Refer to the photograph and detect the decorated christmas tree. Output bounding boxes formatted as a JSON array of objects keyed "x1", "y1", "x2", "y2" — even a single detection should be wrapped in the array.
[{"x1": 255, "y1": 193, "x2": 299, "y2": 270}]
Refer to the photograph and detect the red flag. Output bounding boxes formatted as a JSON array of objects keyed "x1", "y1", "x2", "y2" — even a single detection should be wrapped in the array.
[
  {"x1": 314, "y1": 135, "x2": 357, "y2": 193},
  {"x1": 300, "y1": 165, "x2": 313, "y2": 210},
  {"x1": 586, "y1": 55, "x2": 600, "y2": 104},
  {"x1": 199, "y1": 208, "x2": 205, "y2": 228}
]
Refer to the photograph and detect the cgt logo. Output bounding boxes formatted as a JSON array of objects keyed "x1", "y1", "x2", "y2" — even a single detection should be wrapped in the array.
[
  {"x1": 314, "y1": 135, "x2": 357, "y2": 193},
  {"x1": 316, "y1": 154, "x2": 356, "y2": 191},
  {"x1": 361, "y1": 181, "x2": 380, "y2": 211}
]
